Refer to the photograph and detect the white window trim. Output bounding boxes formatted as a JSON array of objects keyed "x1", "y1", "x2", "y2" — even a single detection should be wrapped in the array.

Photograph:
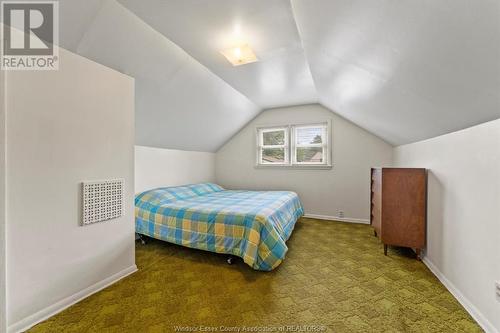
[
  {"x1": 291, "y1": 123, "x2": 329, "y2": 166},
  {"x1": 255, "y1": 120, "x2": 332, "y2": 169},
  {"x1": 256, "y1": 126, "x2": 289, "y2": 166}
]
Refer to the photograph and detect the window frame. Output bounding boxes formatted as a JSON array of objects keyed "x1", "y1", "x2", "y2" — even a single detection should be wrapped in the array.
[
  {"x1": 255, "y1": 120, "x2": 332, "y2": 169},
  {"x1": 256, "y1": 126, "x2": 289, "y2": 166},
  {"x1": 291, "y1": 123, "x2": 329, "y2": 166}
]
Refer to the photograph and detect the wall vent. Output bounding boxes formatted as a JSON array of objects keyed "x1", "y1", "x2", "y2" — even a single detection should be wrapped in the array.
[{"x1": 82, "y1": 179, "x2": 123, "y2": 226}]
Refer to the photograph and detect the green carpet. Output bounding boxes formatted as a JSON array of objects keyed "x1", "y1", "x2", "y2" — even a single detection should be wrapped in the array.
[{"x1": 30, "y1": 218, "x2": 482, "y2": 332}]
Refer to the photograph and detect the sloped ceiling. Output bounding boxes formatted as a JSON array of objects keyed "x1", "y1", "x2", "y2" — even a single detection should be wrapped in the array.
[
  {"x1": 117, "y1": 0, "x2": 318, "y2": 109},
  {"x1": 57, "y1": 0, "x2": 260, "y2": 152},
  {"x1": 26, "y1": 1, "x2": 500, "y2": 150},
  {"x1": 291, "y1": 0, "x2": 500, "y2": 145}
]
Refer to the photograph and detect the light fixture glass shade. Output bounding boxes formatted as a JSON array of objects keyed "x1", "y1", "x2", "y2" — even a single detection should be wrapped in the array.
[{"x1": 220, "y1": 44, "x2": 258, "y2": 66}]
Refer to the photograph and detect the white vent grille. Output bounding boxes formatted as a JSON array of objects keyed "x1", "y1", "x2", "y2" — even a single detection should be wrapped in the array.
[{"x1": 82, "y1": 179, "x2": 123, "y2": 225}]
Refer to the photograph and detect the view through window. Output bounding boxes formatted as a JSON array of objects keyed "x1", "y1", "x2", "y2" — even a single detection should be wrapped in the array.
[{"x1": 257, "y1": 122, "x2": 330, "y2": 167}]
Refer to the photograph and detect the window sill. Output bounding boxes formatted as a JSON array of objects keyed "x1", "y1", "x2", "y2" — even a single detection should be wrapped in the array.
[{"x1": 254, "y1": 164, "x2": 333, "y2": 170}]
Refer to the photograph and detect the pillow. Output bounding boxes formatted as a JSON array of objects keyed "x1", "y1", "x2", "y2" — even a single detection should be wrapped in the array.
[{"x1": 135, "y1": 183, "x2": 224, "y2": 207}]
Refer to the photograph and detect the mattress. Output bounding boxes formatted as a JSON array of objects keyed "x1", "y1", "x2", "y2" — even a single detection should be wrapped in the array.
[{"x1": 135, "y1": 183, "x2": 304, "y2": 271}]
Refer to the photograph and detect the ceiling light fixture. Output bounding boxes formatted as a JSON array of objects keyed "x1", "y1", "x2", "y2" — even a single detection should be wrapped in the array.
[{"x1": 220, "y1": 44, "x2": 258, "y2": 66}]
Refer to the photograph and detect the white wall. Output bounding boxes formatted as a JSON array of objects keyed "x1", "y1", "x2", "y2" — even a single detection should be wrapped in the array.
[
  {"x1": 216, "y1": 104, "x2": 393, "y2": 221},
  {"x1": 135, "y1": 145, "x2": 215, "y2": 193},
  {"x1": 5, "y1": 47, "x2": 136, "y2": 332},
  {"x1": 394, "y1": 119, "x2": 500, "y2": 333},
  {"x1": 0, "y1": 59, "x2": 6, "y2": 333}
]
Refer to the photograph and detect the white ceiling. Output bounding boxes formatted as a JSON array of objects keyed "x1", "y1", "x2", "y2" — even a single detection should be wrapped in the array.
[
  {"x1": 292, "y1": 0, "x2": 500, "y2": 145},
  {"x1": 117, "y1": 0, "x2": 318, "y2": 109},
  {"x1": 14, "y1": 1, "x2": 500, "y2": 149},
  {"x1": 56, "y1": 0, "x2": 260, "y2": 152}
]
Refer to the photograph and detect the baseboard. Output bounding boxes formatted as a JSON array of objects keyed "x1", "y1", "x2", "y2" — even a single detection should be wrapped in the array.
[
  {"x1": 303, "y1": 213, "x2": 370, "y2": 224},
  {"x1": 8, "y1": 264, "x2": 137, "y2": 333},
  {"x1": 422, "y1": 257, "x2": 498, "y2": 333}
]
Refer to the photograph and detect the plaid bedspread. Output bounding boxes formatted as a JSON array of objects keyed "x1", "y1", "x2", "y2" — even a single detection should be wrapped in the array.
[{"x1": 135, "y1": 183, "x2": 304, "y2": 271}]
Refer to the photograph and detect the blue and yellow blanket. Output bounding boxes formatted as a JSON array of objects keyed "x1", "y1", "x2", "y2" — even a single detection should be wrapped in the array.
[{"x1": 135, "y1": 183, "x2": 304, "y2": 271}]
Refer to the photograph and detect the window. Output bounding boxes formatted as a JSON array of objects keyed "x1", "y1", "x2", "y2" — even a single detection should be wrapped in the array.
[
  {"x1": 292, "y1": 124, "x2": 328, "y2": 165},
  {"x1": 257, "y1": 127, "x2": 288, "y2": 165},
  {"x1": 256, "y1": 121, "x2": 331, "y2": 168}
]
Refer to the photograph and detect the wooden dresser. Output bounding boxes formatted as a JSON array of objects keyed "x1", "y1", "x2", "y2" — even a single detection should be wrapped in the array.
[{"x1": 370, "y1": 168, "x2": 427, "y2": 259}]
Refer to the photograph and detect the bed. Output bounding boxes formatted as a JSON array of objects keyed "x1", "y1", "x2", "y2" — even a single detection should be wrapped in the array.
[{"x1": 135, "y1": 183, "x2": 304, "y2": 271}]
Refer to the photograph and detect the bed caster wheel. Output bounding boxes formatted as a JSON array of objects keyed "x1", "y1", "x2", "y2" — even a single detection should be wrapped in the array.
[
  {"x1": 137, "y1": 234, "x2": 147, "y2": 245},
  {"x1": 227, "y1": 257, "x2": 234, "y2": 265}
]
